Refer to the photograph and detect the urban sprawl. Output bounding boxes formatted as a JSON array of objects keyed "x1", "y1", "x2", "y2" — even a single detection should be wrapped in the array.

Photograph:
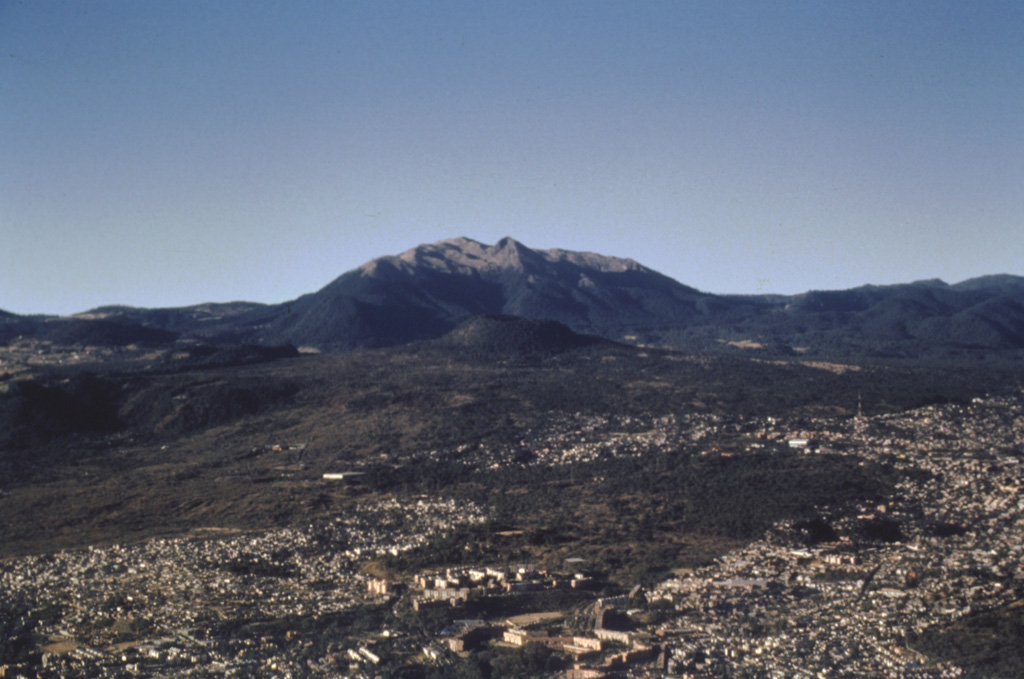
[{"x1": 3, "y1": 392, "x2": 1024, "y2": 678}]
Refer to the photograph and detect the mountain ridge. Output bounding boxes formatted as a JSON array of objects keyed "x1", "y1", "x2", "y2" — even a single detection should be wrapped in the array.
[{"x1": 5, "y1": 237, "x2": 1024, "y2": 358}]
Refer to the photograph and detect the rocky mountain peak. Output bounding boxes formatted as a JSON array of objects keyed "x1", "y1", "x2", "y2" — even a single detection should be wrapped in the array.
[{"x1": 33, "y1": 236, "x2": 1023, "y2": 357}]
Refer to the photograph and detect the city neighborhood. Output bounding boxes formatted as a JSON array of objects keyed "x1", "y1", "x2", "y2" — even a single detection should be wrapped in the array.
[{"x1": 3, "y1": 393, "x2": 1023, "y2": 678}]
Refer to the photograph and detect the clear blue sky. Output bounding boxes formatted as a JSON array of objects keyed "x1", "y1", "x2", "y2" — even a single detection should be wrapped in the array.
[{"x1": 3, "y1": 0, "x2": 1022, "y2": 315}]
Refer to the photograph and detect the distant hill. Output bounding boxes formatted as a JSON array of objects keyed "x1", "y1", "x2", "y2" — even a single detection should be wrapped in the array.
[
  {"x1": 756, "y1": 279, "x2": 1024, "y2": 357},
  {"x1": 0, "y1": 315, "x2": 177, "y2": 347},
  {"x1": 81, "y1": 302, "x2": 276, "y2": 344},
  {"x1": 241, "y1": 236, "x2": 744, "y2": 350},
  {"x1": 952, "y1": 274, "x2": 1024, "y2": 295},
  {"x1": 432, "y1": 315, "x2": 609, "y2": 361},
  {"x1": 9, "y1": 237, "x2": 1024, "y2": 359}
]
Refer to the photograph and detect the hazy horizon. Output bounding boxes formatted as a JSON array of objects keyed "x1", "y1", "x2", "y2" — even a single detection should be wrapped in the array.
[{"x1": 3, "y1": 1, "x2": 1022, "y2": 315}]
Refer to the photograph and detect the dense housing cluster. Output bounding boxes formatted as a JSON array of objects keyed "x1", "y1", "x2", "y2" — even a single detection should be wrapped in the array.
[
  {"x1": 0, "y1": 499, "x2": 486, "y2": 678},
  {"x1": 2, "y1": 394, "x2": 1023, "y2": 678}
]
